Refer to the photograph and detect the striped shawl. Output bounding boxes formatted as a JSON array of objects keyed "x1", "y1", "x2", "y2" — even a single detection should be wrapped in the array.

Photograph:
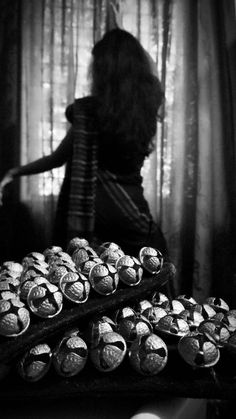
[{"x1": 66, "y1": 98, "x2": 98, "y2": 242}]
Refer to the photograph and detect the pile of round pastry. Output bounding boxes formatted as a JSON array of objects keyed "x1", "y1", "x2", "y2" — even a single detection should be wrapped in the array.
[
  {"x1": 1, "y1": 236, "x2": 235, "y2": 382},
  {"x1": 15, "y1": 306, "x2": 169, "y2": 382},
  {"x1": 150, "y1": 292, "x2": 236, "y2": 369},
  {"x1": 0, "y1": 238, "x2": 164, "y2": 338},
  {"x1": 7, "y1": 291, "x2": 236, "y2": 382}
]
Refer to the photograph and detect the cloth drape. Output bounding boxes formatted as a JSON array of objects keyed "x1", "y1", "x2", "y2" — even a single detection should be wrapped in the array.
[
  {"x1": 19, "y1": 0, "x2": 235, "y2": 303},
  {"x1": 59, "y1": 98, "x2": 98, "y2": 245}
]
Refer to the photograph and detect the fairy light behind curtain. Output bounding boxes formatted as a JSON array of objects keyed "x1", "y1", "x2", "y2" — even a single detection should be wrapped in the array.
[{"x1": 20, "y1": 0, "x2": 233, "y2": 302}]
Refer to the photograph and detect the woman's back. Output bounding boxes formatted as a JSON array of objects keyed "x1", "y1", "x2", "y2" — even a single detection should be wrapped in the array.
[
  {"x1": 91, "y1": 29, "x2": 163, "y2": 170},
  {"x1": 66, "y1": 96, "x2": 146, "y2": 175}
]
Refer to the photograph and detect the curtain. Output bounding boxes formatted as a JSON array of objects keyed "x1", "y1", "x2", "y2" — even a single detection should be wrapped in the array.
[
  {"x1": 0, "y1": 0, "x2": 35, "y2": 262},
  {"x1": 17, "y1": 0, "x2": 236, "y2": 303},
  {"x1": 140, "y1": 0, "x2": 235, "y2": 303}
]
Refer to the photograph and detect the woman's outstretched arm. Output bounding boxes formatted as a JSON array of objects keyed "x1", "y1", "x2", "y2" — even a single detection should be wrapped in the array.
[{"x1": 0, "y1": 128, "x2": 73, "y2": 204}]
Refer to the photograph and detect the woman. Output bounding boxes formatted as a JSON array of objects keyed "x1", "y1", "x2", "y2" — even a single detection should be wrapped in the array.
[{"x1": 0, "y1": 27, "x2": 167, "y2": 258}]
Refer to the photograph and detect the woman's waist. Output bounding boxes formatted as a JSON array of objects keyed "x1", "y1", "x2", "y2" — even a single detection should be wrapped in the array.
[
  {"x1": 97, "y1": 168, "x2": 151, "y2": 215},
  {"x1": 97, "y1": 167, "x2": 142, "y2": 185}
]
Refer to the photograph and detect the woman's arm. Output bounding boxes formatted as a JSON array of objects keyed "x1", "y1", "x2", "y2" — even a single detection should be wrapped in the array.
[
  {"x1": 0, "y1": 128, "x2": 73, "y2": 204},
  {"x1": 15, "y1": 128, "x2": 73, "y2": 176},
  {"x1": 110, "y1": 1, "x2": 158, "y2": 77},
  {"x1": 109, "y1": 1, "x2": 124, "y2": 30}
]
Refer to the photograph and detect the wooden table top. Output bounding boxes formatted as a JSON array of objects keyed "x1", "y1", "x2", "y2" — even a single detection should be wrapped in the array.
[{"x1": 0, "y1": 342, "x2": 235, "y2": 401}]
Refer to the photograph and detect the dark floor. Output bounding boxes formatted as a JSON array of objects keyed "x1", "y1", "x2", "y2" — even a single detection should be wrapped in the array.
[
  {"x1": 1, "y1": 398, "x2": 233, "y2": 419},
  {"x1": 207, "y1": 400, "x2": 235, "y2": 419},
  {"x1": 1, "y1": 398, "x2": 137, "y2": 419}
]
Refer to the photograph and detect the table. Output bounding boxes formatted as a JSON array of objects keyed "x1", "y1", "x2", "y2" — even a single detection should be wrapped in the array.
[
  {"x1": 0, "y1": 262, "x2": 235, "y2": 403},
  {"x1": 0, "y1": 343, "x2": 235, "y2": 402}
]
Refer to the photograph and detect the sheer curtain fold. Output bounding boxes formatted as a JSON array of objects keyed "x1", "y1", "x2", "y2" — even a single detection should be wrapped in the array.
[
  {"x1": 19, "y1": 0, "x2": 235, "y2": 302},
  {"x1": 193, "y1": 0, "x2": 233, "y2": 302},
  {"x1": 159, "y1": 0, "x2": 200, "y2": 296}
]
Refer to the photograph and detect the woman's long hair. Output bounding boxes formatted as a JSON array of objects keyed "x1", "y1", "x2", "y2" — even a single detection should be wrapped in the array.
[{"x1": 91, "y1": 29, "x2": 163, "y2": 157}]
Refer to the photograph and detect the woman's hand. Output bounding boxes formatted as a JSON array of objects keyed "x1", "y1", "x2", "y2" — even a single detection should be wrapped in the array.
[
  {"x1": 109, "y1": 0, "x2": 124, "y2": 29},
  {"x1": 0, "y1": 168, "x2": 18, "y2": 205}
]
